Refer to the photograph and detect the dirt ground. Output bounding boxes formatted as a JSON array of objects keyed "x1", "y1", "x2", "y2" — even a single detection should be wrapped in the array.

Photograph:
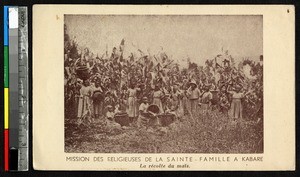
[{"x1": 65, "y1": 110, "x2": 263, "y2": 153}]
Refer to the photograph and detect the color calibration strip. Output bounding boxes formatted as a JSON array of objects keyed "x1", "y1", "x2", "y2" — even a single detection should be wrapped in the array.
[
  {"x1": 9, "y1": 6, "x2": 20, "y2": 171},
  {"x1": 4, "y1": 6, "x2": 29, "y2": 171},
  {"x1": 4, "y1": 6, "x2": 10, "y2": 171}
]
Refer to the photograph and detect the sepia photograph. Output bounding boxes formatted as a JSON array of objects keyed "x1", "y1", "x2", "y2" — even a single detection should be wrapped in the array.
[{"x1": 63, "y1": 15, "x2": 263, "y2": 153}]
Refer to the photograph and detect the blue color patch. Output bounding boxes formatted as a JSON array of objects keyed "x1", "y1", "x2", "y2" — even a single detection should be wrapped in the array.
[{"x1": 4, "y1": 6, "x2": 9, "y2": 46}]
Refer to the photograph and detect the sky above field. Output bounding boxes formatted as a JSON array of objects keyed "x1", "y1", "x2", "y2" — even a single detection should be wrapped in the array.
[{"x1": 65, "y1": 15, "x2": 262, "y2": 66}]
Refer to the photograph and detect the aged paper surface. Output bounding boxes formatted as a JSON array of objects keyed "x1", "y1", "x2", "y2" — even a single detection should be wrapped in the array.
[{"x1": 33, "y1": 5, "x2": 295, "y2": 170}]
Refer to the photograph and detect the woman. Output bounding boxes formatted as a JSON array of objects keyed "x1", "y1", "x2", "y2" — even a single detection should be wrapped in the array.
[
  {"x1": 92, "y1": 82, "x2": 104, "y2": 119},
  {"x1": 186, "y1": 80, "x2": 201, "y2": 117},
  {"x1": 181, "y1": 80, "x2": 189, "y2": 115},
  {"x1": 77, "y1": 80, "x2": 92, "y2": 121},
  {"x1": 228, "y1": 84, "x2": 244, "y2": 121},
  {"x1": 152, "y1": 85, "x2": 164, "y2": 113},
  {"x1": 200, "y1": 84, "x2": 213, "y2": 117},
  {"x1": 137, "y1": 97, "x2": 150, "y2": 128},
  {"x1": 127, "y1": 84, "x2": 140, "y2": 122},
  {"x1": 170, "y1": 84, "x2": 184, "y2": 119}
]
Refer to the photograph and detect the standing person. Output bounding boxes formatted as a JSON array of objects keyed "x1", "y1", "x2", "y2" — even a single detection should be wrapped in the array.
[
  {"x1": 74, "y1": 79, "x2": 82, "y2": 115},
  {"x1": 218, "y1": 85, "x2": 230, "y2": 116},
  {"x1": 170, "y1": 84, "x2": 184, "y2": 119},
  {"x1": 127, "y1": 84, "x2": 140, "y2": 123},
  {"x1": 152, "y1": 85, "x2": 164, "y2": 113},
  {"x1": 92, "y1": 82, "x2": 104, "y2": 119},
  {"x1": 200, "y1": 84, "x2": 213, "y2": 121},
  {"x1": 65, "y1": 74, "x2": 77, "y2": 119},
  {"x1": 77, "y1": 80, "x2": 92, "y2": 123},
  {"x1": 186, "y1": 80, "x2": 201, "y2": 117},
  {"x1": 181, "y1": 79, "x2": 189, "y2": 115},
  {"x1": 228, "y1": 84, "x2": 244, "y2": 121}
]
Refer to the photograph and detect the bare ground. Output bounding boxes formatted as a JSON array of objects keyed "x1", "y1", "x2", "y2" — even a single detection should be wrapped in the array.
[{"x1": 65, "y1": 110, "x2": 263, "y2": 153}]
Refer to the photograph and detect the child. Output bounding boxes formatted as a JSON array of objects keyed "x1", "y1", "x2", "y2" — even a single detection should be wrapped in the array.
[
  {"x1": 106, "y1": 105, "x2": 121, "y2": 129},
  {"x1": 106, "y1": 105, "x2": 115, "y2": 121}
]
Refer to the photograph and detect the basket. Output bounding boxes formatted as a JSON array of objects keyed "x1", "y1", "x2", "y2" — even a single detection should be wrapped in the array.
[
  {"x1": 210, "y1": 90, "x2": 219, "y2": 105},
  {"x1": 157, "y1": 113, "x2": 175, "y2": 127},
  {"x1": 92, "y1": 90, "x2": 104, "y2": 103},
  {"x1": 147, "y1": 104, "x2": 160, "y2": 114},
  {"x1": 76, "y1": 66, "x2": 90, "y2": 80},
  {"x1": 114, "y1": 112, "x2": 130, "y2": 126}
]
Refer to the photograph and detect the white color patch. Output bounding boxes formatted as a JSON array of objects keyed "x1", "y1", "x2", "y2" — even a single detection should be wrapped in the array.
[{"x1": 9, "y1": 7, "x2": 18, "y2": 29}]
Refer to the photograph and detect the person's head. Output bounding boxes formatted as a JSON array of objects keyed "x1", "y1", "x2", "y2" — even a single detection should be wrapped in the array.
[
  {"x1": 71, "y1": 73, "x2": 76, "y2": 79},
  {"x1": 190, "y1": 83, "x2": 197, "y2": 90},
  {"x1": 142, "y1": 97, "x2": 148, "y2": 104},
  {"x1": 173, "y1": 84, "x2": 178, "y2": 92},
  {"x1": 107, "y1": 105, "x2": 113, "y2": 112},
  {"x1": 204, "y1": 84, "x2": 210, "y2": 92},
  {"x1": 83, "y1": 80, "x2": 89, "y2": 87},
  {"x1": 129, "y1": 83, "x2": 135, "y2": 89},
  {"x1": 95, "y1": 82, "x2": 100, "y2": 88},
  {"x1": 77, "y1": 78, "x2": 82, "y2": 85},
  {"x1": 221, "y1": 85, "x2": 226, "y2": 92},
  {"x1": 154, "y1": 85, "x2": 160, "y2": 91},
  {"x1": 234, "y1": 85, "x2": 242, "y2": 92},
  {"x1": 115, "y1": 104, "x2": 120, "y2": 110},
  {"x1": 112, "y1": 47, "x2": 117, "y2": 53}
]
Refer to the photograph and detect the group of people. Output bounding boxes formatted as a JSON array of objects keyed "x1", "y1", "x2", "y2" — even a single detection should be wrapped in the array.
[{"x1": 64, "y1": 32, "x2": 263, "y2": 128}]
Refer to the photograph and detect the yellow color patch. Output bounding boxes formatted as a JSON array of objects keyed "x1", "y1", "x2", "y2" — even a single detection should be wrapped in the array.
[{"x1": 4, "y1": 88, "x2": 9, "y2": 129}]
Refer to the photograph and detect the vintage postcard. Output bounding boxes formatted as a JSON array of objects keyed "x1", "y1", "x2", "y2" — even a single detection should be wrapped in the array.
[{"x1": 33, "y1": 5, "x2": 295, "y2": 170}]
